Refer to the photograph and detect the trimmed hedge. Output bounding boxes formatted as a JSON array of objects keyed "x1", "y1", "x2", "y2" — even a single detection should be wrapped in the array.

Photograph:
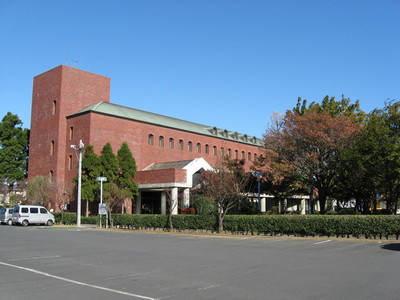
[
  {"x1": 53, "y1": 213, "x2": 400, "y2": 239},
  {"x1": 53, "y1": 212, "x2": 98, "y2": 225}
]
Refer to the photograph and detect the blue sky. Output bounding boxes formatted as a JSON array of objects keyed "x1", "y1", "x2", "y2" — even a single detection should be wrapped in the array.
[{"x1": 1, "y1": 0, "x2": 399, "y2": 138}]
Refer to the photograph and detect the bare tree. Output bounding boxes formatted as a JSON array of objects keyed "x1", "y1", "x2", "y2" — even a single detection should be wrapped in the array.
[
  {"x1": 164, "y1": 189, "x2": 179, "y2": 231},
  {"x1": 199, "y1": 159, "x2": 249, "y2": 233},
  {"x1": 26, "y1": 176, "x2": 57, "y2": 208}
]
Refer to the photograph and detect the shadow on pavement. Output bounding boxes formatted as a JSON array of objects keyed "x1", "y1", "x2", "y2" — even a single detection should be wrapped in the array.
[{"x1": 381, "y1": 243, "x2": 400, "y2": 251}]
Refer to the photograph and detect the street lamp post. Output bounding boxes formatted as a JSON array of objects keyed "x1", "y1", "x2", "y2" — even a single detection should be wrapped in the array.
[{"x1": 71, "y1": 139, "x2": 84, "y2": 227}]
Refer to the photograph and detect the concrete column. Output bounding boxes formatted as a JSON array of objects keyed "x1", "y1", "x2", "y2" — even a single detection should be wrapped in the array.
[
  {"x1": 315, "y1": 200, "x2": 320, "y2": 212},
  {"x1": 300, "y1": 198, "x2": 306, "y2": 215},
  {"x1": 161, "y1": 191, "x2": 167, "y2": 215},
  {"x1": 136, "y1": 191, "x2": 142, "y2": 214},
  {"x1": 260, "y1": 197, "x2": 266, "y2": 213},
  {"x1": 183, "y1": 188, "x2": 190, "y2": 208},
  {"x1": 171, "y1": 187, "x2": 178, "y2": 215}
]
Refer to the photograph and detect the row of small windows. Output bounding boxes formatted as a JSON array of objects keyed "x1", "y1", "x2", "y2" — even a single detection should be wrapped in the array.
[{"x1": 148, "y1": 134, "x2": 259, "y2": 161}]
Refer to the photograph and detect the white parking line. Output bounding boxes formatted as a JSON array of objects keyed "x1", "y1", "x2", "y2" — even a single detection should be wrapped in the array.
[
  {"x1": 314, "y1": 240, "x2": 333, "y2": 245},
  {"x1": 0, "y1": 261, "x2": 156, "y2": 300},
  {"x1": 10, "y1": 255, "x2": 61, "y2": 261}
]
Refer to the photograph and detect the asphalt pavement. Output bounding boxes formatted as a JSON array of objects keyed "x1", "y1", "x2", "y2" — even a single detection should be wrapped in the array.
[{"x1": 0, "y1": 225, "x2": 399, "y2": 300}]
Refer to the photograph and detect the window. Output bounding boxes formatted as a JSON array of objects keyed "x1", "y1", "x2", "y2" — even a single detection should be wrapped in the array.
[
  {"x1": 242, "y1": 151, "x2": 245, "y2": 159},
  {"x1": 227, "y1": 148, "x2": 231, "y2": 157},
  {"x1": 50, "y1": 170, "x2": 54, "y2": 177},
  {"x1": 30, "y1": 207, "x2": 39, "y2": 214},
  {"x1": 205, "y1": 144, "x2": 209, "y2": 154},
  {"x1": 196, "y1": 143, "x2": 201, "y2": 153},
  {"x1": 50, "y1": 140, "x2": 55, "y2": 155},
  {"x1": 188, "y1": 141, "x2": 193, "y2": 152},
  {"x1": 40, "y1": 208, "x2": 47, "y2": 214},
  {"x1": 248, "y1": 152, "x2": 252, "y2": 161},
  {"x1": 148, "y1": 134, "x2": 154, "y2": 145},
  {"x1": 254, "y1": 153, "x2": 258, "y2": 162},
  {"x1": 235, "y1": 150, "x2": 239, "y2": 159},
  {"x1": 213, "y1": 146, "x2": 217, "y2": 156},
  {"x1": 68, "y1": 155, "x2": 73, "y2": 170},
  {"x1": 220, "y1": 147, "x2": 225, "y2": 157},
  {"x1": 159, "y1": 136, "x2": 164, "y2": 147},
  {"x1": 179, "y1": 139, "x2": 184, "y2": 150},
  {"x1": 52, "y1": 100, "x2": 57, "y2": 115},
  {"x1": 69, "y1": 127, "x2": 74, "y2": 140},
  {"x1": 21, "y1": 207, "x2": 28, "y2": 213},
  {"x1": 169, "y1": 138, "x2": 174, "y2": 149}
]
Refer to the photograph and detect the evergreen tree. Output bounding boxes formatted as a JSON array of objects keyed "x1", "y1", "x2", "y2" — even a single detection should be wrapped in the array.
[
  {"x1": 100, "y1": 143, "x2": 119, "y2": 182},
  {"x1": 117, "y1": 142, "x2": 139, "y2": 199},
  {"x1": 80, "y1": 145, "x2": 101, "y2": 215},
  {"x1": 0, "y1": 112, "x2": 29, "y2": 189}
]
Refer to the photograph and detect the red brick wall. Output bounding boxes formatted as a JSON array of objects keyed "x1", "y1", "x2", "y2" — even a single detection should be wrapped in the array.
[
  {"x1": 67, "y1": 112, "x2": 263, "y2": 171},
  {"x1": 29, "y1": 65, "x2": 110, "y2": 207},
  {"x1": 135, "y1": 169, "x2": 187, "y2": 185}
]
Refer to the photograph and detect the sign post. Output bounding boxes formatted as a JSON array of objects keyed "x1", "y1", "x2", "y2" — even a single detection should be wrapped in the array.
[{"x1": 96, "y1": 177, "x2": 107, "y2": 227}]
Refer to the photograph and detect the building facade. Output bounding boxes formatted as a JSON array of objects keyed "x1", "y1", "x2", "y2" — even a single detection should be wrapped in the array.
[{"x1": 28, "y1": 65, "x2": 264, "y2": 214}]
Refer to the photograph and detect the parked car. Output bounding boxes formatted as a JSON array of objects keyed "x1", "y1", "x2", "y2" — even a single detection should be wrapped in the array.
[
  {"x1": 0, "y1": 207, "x2": 14, "y2": 225},
  {"x1": 12, "y1": 205, "x2": 55, "y2": 226}
]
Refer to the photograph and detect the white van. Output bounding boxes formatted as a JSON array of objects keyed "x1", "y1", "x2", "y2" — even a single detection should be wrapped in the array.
[
  {"x1": 0, "y1": 207, "x2": 14, "y2": 225},
  {"x1": 12, "y1": 205, "x2": 55, "y2": 226}
]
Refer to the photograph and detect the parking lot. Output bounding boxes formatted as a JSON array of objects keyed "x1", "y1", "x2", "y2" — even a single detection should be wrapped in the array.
[{"x1": 0, "y1": 225, "x2": 399, "y2": 300}]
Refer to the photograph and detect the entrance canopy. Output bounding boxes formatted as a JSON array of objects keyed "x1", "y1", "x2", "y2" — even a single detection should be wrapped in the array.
[{"x1": 135, "y1": 158, "x2": 213, "y2": 189}]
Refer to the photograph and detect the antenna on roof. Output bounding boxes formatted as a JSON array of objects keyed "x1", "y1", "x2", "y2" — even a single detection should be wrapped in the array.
[{"x1": 72, "y1": 60, "x2": 78, "y2": 68}]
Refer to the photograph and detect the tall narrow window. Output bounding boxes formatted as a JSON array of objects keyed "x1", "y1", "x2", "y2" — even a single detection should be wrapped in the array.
[
  {"x1": 159, "y1": 136, "x2": 164, "y2": 147},
  {"x1": 254, "y1": 153, "x2": 258, "y2": 162},
  {"x1": 227, "y1": 148, "x2": 231, "y2": 157},
  {"x1": 220, "y1": 147, "x2": 225, "y2": 157},
  {"x1": 241, "y1": 151, "x2": 245, "y2": 159},
  {"x1": 68, "y1": 155, "x2": 73, "y2": 170},
  {"x1": 169, "y1": 138, "x2": 174, "y2": 149},
  {"x1": 196, "y1": 143, "x2": 201, "y2": 153},
  {"x1": 188, "y1": 141, "x2": 193, "y2": 152},
  {"x1": 235, "y1": 150, "x2": 239, "y2": 159},
  {"x1": 213, "y1": 146, "x2": 217, "y2": 156},
  {"x1": 205, "y1": 144, "x2": 209, "y2": 154},
  {"x1": 248, "y1": 152, "x2": 252, "y2": 161},
  {"x1": 179, "y1": 139, "x2": 184, "y2": 150},
  {"x1": 148, "y1": 134, "x2": 154, "y2": 145},
  {"x1": 50, "y1": 140, "x2": 55, "y2": 155},
  {"x1": 69, "y1": 127, "x2": 74, "y2": 140},
  {"x1": 52, "y1": 100, "x2": 57, "y2": 115},
  {"x1": 49, "y1": 170, "x2": 54, "y2": 178}
]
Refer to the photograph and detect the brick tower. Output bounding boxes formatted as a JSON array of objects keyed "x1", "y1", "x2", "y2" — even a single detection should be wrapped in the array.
[{"x1": 28, "y1": 65, "x2": 110, "y2": 208}]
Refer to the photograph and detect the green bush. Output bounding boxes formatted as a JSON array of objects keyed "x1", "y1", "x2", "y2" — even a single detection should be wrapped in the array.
[
  {"x1": 53, "y1": 213, "x2": 400, "y2": 239},
  {"x1": 53, "y1": 212, "x2": 99, "y2": 225}
]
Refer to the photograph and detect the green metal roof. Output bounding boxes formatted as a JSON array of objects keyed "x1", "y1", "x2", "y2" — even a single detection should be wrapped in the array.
[
  {"x1": 70, "y1": 102, "x2": 264, "y2": 146},
  {"x1": 144, "y1": 160, "x2": 195, "y2": 170}
]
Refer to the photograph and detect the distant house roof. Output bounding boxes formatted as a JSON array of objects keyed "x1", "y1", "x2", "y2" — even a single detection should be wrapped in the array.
[{"x1": 69, "y1": 102, "x2": 263, "y2": 146}]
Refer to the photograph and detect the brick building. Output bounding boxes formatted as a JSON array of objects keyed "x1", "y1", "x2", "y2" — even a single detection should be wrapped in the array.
[{"x1": 28, "y1": 65, "x2": 264, "y2": 214}]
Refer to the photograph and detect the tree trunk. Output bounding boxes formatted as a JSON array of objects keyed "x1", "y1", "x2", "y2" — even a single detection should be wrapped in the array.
[
  {"x1": 218, "y1": 211, "x2": 224, "y2": 233},
  {"x1": 86, "y1": 199, "x2": 89, "y2": 217},
  {"x1": 318, "y1": 188, "x2": 327, "y2": 214}
]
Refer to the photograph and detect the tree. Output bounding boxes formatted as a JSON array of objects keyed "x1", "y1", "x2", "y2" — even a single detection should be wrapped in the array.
[
  {"x1": 332, "y1": 100, "x2": 400, "y2": 214},
  {"x1": 263, "y1": 108, "x2": 361, "y2": 214},
  {"x1": 26, "y1": 175, "x2": 56, "y2": 207},
  {"x1": 100, "y1": 143, "x2": 119, "y2": 183},
  {"x1": 294, "y1": 95, "x2": 366, "y2": 123},
  {"x1": 80, "y1": 145, "x2": 101, "y2": 216},
  {"x1": 0, "y1": 112, "x2": 29, "y2": 192},
  {"x1": 117, "y1": 142, "x2": 139, "y2": 212},
  {"x1": 199, "y1": 158, "x2": 249, "y2": 232}
]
